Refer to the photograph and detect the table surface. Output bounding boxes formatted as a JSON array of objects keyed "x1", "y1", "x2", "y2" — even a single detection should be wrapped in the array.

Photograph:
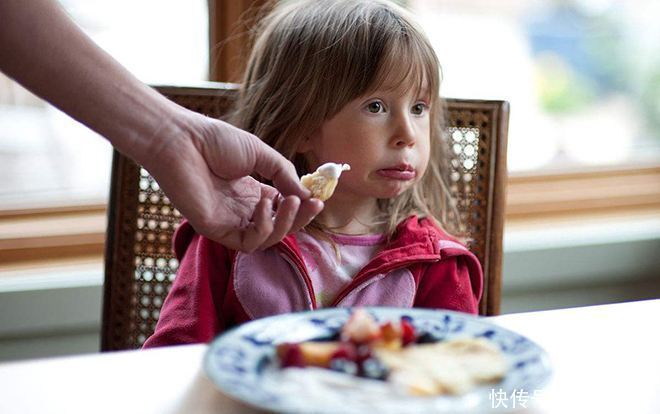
[{"x1": 1, "y1": 299, "x2": 659, "y2": 414}]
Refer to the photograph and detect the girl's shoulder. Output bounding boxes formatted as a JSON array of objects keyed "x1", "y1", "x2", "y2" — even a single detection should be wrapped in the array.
[{"x1": 397, "y1": 215, "x2": 460, "y2": 242}]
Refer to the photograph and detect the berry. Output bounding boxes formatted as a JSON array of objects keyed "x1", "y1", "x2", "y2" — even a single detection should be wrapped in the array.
[
  {"x1": 416, "y1": 332, "x2": 437, "y2": 344},
  {"x1": 400, "y1": 319, "x2": 417, "y2": 346},
  {"x1": 329, "y1": 358, "x2": 358, "y2": 376},
  {"x1": 360, "y1": 357, "x2": 389, "y2": 380},
  {"x1": 330, "y1": 342, "x2": 358, "y2": 362},
  {"x1": 279, "y1": 343, "x2": 306, "y2": 368}
]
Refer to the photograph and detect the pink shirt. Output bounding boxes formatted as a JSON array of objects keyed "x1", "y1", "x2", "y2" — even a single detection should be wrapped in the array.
[{"x1": 296, "y1": 232, "x2": 386, "y2": 307}]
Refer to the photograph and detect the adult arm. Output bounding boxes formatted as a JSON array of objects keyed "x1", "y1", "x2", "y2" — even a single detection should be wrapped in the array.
[{"x1": 0, "y1": 0, "x2": 322, "y2": 251}]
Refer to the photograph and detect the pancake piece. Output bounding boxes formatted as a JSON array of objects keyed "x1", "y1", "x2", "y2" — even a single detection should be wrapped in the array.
[{"x1": 374, "y1": 338, "x2": 508, "y2": 396}]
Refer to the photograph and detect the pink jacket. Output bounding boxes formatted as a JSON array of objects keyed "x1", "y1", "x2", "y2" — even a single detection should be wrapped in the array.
[{"x1": 143, "y1": 216, "x2": 483, "y2": 348}]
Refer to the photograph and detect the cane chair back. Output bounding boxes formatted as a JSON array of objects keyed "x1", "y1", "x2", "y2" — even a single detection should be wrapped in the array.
[{"x1": 101, "y1": 82, "x2": 508, "y2": 351}]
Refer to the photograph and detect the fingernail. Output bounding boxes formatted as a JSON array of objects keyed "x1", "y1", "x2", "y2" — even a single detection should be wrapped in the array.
[{"x1": 300, "y1": 187, "x2": 312, "y2": 198}]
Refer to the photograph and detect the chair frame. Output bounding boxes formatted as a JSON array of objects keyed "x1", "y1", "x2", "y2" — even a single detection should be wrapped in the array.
[
  {"x1": 102, "y1": 82, "x2": 508, "y2": 351},
  {"x1": 443, "y1": 97, "x2": 509, "y2": 316}
]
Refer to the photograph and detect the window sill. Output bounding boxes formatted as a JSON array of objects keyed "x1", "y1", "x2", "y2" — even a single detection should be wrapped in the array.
[
  {"x1": 0, "y1": 205, "x2": 106, "y2": 269},
  {"x1": 506, "y1": 164, "x2": 660, "y2": 221}
]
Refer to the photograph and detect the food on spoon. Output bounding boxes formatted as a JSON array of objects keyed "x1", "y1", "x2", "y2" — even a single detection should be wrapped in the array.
[
  {"x1": 300, "y1": 162, "x2": 350, "y2": 201},
  {"x1": 276, "y1": 308, "x2": 508, "y2": 396}
]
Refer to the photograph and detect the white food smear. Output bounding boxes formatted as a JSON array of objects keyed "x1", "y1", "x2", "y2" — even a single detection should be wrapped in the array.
[
  {"x1": 316, "y1": 162, "x2": 350, "y2": 178},
  {"x1": 300, "y1": 162, "x2": 351, "y2": 201}
]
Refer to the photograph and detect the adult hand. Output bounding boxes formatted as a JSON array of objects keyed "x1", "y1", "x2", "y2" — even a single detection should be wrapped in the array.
[{"x1": 144, "y1": 109, "x2": 324, "y2": 252}]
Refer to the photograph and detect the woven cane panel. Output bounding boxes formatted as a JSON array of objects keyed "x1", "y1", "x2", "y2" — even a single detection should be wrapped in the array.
[
  {"x1": 130, "y1": 168, "x2": 182, "y2": 346},
  {"x1": 445, "y1": 125, "x2": 487, "y2": 261},
  {"x1": 444, "y1": 107, "x2": 494, "y2": 270}
]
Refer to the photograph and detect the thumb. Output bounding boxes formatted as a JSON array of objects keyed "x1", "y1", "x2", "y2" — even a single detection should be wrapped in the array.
[{"x1": 251, "y1": 137, "x2": 311, "y2": 199}]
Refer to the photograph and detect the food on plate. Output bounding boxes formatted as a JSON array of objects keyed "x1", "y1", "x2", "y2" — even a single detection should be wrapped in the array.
[
  {"x1": 300, "y1": 162, "x2": 350, "y2": 201},
  {"x1": 276, "y1": 309, "x2": 508, "y2": 396},
  {"x1": 374, "y1": 337, "x2": 507, "y2": 395}
]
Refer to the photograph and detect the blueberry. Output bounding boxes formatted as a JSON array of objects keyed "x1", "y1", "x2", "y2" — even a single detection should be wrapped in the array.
[
  {"x1": 360, "y1": 357, "x2": 389, "y2": 380},
  {"x1": 416, "y1": 332, "x2": 438, "y2": 344},
  {"x1": 329, "y1": 358, "x2": 358, "y2": 376}
]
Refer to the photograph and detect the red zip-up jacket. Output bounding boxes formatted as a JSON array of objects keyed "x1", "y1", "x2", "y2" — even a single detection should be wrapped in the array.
[{"x1": 143, "y1": 216, "x2": 483, "y2": 348}]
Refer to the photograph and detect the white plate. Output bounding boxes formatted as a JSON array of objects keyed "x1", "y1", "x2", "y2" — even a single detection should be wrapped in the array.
[{"x1": 204, "y1": 307, "x2": 552, "y2": 413}]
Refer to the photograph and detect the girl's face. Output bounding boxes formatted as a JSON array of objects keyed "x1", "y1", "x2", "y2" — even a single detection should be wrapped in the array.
[{"x1": 300, "y1": 77, "x2": 431, "y2": 204}]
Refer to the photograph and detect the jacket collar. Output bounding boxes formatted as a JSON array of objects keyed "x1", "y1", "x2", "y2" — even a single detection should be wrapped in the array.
[{"x1": 280, "y1": 215, "x2": 454, "y2": 269}]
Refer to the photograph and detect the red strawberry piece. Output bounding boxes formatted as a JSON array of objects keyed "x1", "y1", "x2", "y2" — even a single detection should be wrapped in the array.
[
  {"x1": 280, "y1": 343, "x2": 306, "y2": 368},
  {"x1": 330, "y1": 343, "x2": 358, "y2": 362},
  {"x1": 400, "y1": 319, "x2": 417, "y2": 346}
]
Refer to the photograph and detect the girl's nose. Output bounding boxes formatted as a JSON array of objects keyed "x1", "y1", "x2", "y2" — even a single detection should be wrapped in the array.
[{"x1": 391, "y1": 114, "x2": 416, "y2": 148}]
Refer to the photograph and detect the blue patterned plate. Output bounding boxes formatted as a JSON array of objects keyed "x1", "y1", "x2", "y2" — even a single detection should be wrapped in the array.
[{"x1": 204, "y1": 307, "x2": 552, "y2": 413}]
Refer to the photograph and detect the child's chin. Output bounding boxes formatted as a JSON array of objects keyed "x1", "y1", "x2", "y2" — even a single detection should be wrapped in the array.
[{"x1": 378, "y1": 184, "x2": 413, "y2": 199}]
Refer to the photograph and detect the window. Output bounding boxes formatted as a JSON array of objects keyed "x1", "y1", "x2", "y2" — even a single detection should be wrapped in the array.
[
  {"x1": 0, "y1": 1, "x2": 208, "y2": 269},
  {"x1": 410, "y1": 0, "x2": 660, "y2": 172},
  {"x1": 0, "y1": 0, "x2": 208, "y2": 211}
]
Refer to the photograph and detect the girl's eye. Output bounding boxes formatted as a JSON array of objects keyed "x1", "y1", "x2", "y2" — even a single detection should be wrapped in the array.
[
  {"x1": 366, "y1": 101, "x2": 384, "y2": 113},
  {"x1": 411, "y1": 103, "x2": 427, "y2": 115}
]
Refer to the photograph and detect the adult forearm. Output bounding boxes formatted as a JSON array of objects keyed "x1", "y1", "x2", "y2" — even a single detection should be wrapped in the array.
[
  {"x1": 0, "y1": 0, "x2": 323, "y2": 252},
  {"x1": 0, "y1": 0, "x2": 183, "y2": 162}
]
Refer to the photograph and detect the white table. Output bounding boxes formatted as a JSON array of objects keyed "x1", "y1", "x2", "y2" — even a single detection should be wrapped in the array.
[{"x1": 1, "y1": 299, "x2": 659, "y2": 413}]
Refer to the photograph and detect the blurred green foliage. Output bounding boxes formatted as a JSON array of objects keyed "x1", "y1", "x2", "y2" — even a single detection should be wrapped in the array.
[
  {"x1": 530, "y1": 1, "x2": 659, "y2": 140},
  {"x1": 534, "y1": 53, "x2": 596, "y2": 114}
]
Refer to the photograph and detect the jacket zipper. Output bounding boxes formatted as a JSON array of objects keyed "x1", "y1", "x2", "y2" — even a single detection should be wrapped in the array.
[
  {"x1": 330, "y1": 255, "x2": 440, "y2": 306},
  {"x1": 277, "y1": 244, "x2": 317, "y2": 310}
]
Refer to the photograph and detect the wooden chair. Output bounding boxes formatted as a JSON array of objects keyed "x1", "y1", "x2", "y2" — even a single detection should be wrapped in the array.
[{"x1": 101, "y1": 82, "x2": 509, "y2": 351}]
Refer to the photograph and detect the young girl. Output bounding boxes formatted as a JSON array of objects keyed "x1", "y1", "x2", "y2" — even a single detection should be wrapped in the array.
[{"x1": 144, "y1": 0, "x2": 482, "y2": 348}]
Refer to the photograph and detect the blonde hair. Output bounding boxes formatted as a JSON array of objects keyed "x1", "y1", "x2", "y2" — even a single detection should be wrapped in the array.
[{"x1": 229, "y1": 0, "x2": 459, "y2": 238}]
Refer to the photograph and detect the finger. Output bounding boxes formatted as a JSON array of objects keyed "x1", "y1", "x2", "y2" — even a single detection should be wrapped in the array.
[
  {"x1": 259, "y1": 182, "x2": 280, "y2": 201},
  {"x1": 251, "y1": 138, "x2": 311, "y2": 199},
  {"x1": 259, "y1": 195, "x2": 301, "y2": 249},
  {"x1": 289, "y1": 198, "x2": 324, "y2": 233},
  {"x1": 240, "y1": 197, "x2": 274, "y2": 253}
]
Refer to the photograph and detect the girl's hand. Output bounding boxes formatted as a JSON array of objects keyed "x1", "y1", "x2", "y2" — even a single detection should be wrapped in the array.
[{"x1": 145, "y1": 111, "x2": 324, "y2": 252}]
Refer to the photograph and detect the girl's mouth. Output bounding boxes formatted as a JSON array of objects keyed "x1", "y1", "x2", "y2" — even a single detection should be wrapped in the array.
[{"x1": 376, "y1": 165, "x2": 416, "y2": 181}]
